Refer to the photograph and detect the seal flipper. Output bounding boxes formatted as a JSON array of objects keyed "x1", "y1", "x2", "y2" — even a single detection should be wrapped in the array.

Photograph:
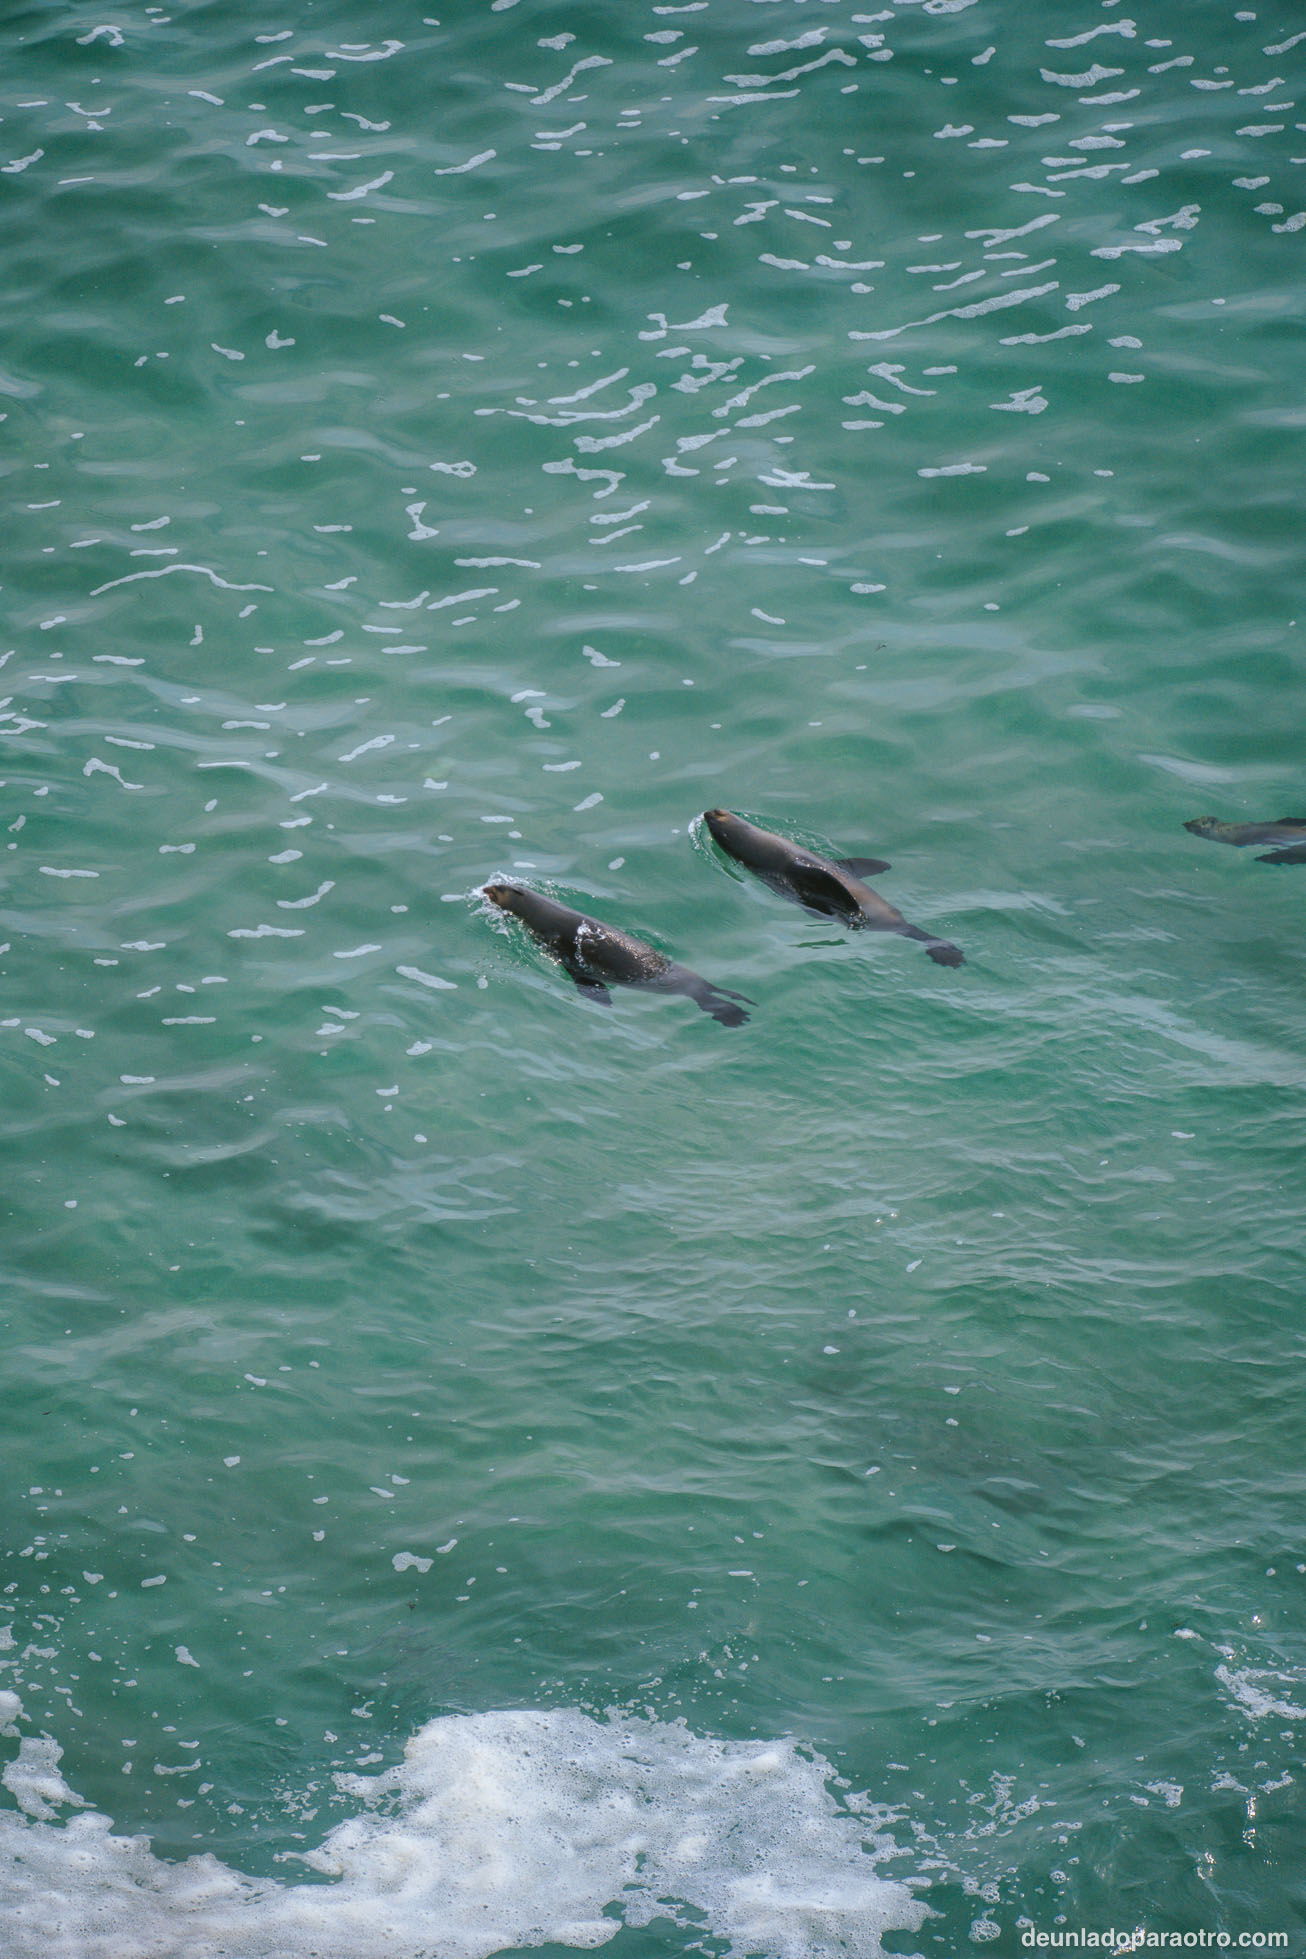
[
  {"x1": 898, "y1": 923, "x2": 965, "y2": 967},
  {"x1": 559, "y1": 958, "x2": 614, "y2": 1004},
  {"x1": 1256, "y1": 845, "x2": 1306, "y2": 865},
  {"x1": 835, "y1": 856, "x2": 892, "y2": 877},
  {"x1": 651, "y1": 965, "x2": 752, "y2": 1027},
  {"x1": 925, "y1": 939, "x2": 965, "y2": 968},
  {"x1": 688, "y1": 982, "x2": 751, "y2": 1028},
  {"x1": 788, "y1": 860, "x2": 866, "y2": 917}
]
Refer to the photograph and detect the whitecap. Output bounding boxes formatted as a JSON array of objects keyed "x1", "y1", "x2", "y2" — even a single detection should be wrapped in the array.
[
  {"x1": 396, "y1": 965, "x2": 457, "y2": 991},
  {"x1": 327, "y1": 171, "x2": 394, "y2": 202}
]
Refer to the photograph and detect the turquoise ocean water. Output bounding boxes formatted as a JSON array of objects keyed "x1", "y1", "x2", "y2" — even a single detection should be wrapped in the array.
[{"x1": 2, "y1": 1, "x2": 1305, "y2": 1952}]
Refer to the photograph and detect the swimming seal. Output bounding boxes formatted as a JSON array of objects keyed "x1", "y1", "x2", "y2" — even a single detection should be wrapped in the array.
[
  {"x1": 483, "y1": 883, "x2": 753, "y2": 1026},
  {"x1": 702, "y1": 809, "x2": 964, "y2": 968},
  {"x1": 1184, "y1": 815, "x2": 1306, "y2": 865}
]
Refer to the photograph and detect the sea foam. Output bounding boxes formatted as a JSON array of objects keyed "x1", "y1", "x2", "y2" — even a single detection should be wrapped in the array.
[{"x1": 0, "y1": 1703, "x2": 924, "y2": 1959}]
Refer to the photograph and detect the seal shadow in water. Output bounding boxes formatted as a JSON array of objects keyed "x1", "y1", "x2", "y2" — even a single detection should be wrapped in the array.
[
  {"x1": 482, "y1": 883, "x2": 753, "y2": 1027},
  {"x1": 700, "y1": 809, "x2": 965, "y2": 968}
]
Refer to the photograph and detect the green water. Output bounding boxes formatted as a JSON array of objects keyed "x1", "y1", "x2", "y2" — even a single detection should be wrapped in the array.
[{"x1": 2, "y1": 1, "x2": 1305, "y2": 1952}]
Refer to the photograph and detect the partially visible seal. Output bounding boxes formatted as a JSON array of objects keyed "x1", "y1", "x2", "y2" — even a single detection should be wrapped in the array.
[
  {"x1": 1184, "y1": 815, "x2": 1306, "y2": 865},
  {"x1": 702, "y1": 809, "x2": 964, "y2": 968},
  {"x1": 483, "y1": 883, "x2": 752, "y2": 1026}
]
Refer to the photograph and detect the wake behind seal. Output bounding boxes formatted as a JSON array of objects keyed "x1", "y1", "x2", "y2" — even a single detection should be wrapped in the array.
[
  {"x1": 702, "y1": 809, "x2": 964, "y2": 967},
  {"x1": 483, "y1": 883, "x2": 753, "y2": 1026}
]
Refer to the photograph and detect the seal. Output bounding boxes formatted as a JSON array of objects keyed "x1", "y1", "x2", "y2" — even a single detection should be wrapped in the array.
[
  {"x1": 483, "y1": 883, "x2": 753, "y2": 1025},
  {"x1": 1184, "y1": 815, "x2": 1306, "y2": 865},
  {"x1": 702, "y1": 809, "x2": 964, "y2": 967}
]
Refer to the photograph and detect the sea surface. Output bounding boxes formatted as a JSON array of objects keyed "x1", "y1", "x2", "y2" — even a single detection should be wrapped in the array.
[{"x1": 2, "y1": 1, "x2": 1305, "y2": 1953}]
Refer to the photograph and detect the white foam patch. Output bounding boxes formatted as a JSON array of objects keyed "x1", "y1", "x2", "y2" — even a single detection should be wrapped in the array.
[
  {"x1": 2, "y1": 1738, "x2": 86, "y2": 1822},
  {"x1": 0, "y1": 1706, "x2": 923, "y2": 1959},
  {"x1": 1216, "y1": 1659, "x2": 1306, "y2": 1723}
]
